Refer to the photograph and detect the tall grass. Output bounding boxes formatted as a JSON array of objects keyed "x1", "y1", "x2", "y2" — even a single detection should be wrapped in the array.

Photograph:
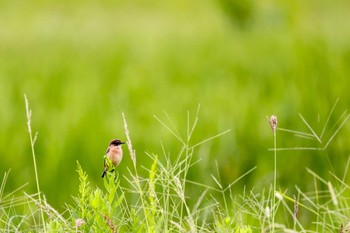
[
  {"x1": 268, "y1": 115, "x2": 278, "y2": 233},
  {"x1": 1, "y1": 100, "x2": 350, "y2": 232},
  {"x1": 1, "y1": 0, "x2": 349, "y2": 211},
  {"x1": 24, "y1": 94, "x2": 46, "y2": 232}
]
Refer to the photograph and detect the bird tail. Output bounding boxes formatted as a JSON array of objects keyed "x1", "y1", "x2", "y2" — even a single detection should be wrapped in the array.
[{"x1": 101, "y1": 170, "x2": 106, "y2": 178}]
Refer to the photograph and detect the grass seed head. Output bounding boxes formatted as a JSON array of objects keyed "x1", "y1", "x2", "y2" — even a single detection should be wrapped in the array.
[{"x1": 268, "y1": 115, "x2": 278, "y2": 133}]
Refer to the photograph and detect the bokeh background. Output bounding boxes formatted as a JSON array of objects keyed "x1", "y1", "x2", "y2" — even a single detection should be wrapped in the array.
[{"x1": 1, "y1": 0, "x2": 350, "y2": 210}]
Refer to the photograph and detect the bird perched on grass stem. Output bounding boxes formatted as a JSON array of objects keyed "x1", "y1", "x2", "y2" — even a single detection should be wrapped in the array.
[{"x1": 101, "y1": 139, "x2": 125, "y2": 178}]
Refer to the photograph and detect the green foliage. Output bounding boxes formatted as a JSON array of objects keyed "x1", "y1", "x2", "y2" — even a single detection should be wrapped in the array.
[
  {"x1": 2, "y1": 107, "x2": 350, "y2": 231},
  {"x1": 146, "y1": 154, "x2": 158, "y2": 231},
  {"x1": 215, "y1": 215, "x2": 247, "y2": 233},
  {"x1": 1, "y1": 0, "x2": 350, "y2": 211},
  {"x1": 235, "y1": 225, "x2": 252, "y2": 233},
  {"x1": 75, "y1": 161, "x2": 91, "y2": 220},
  {"x1": 1, "y1": 1, "x2": 350, "y2": 230},
  {"x1": 46, "y1": 219, "x2": 65, "y2": 232},
  {"x1": 103, "y1": 155, "x2": 116, "y2": 174},
  {"x1": 127, "y1": 208, "x2": 145, "y2": 233},
  {"x1": 69, "y1": 161, "x2": 124, "y2": 232}
]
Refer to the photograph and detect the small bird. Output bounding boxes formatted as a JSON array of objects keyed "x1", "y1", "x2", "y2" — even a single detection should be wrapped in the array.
[{"x1": 101, "y1": 139, "x2": 125, "y2": 178}]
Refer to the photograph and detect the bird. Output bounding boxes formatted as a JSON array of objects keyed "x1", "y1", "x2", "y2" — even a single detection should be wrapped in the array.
[{"x1": 101, "y1": 139, "x2": 125, "y2": 178}]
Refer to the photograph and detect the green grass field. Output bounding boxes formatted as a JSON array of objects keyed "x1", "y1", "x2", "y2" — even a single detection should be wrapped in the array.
[{"x1": 1, "y1": 0, "x2": 350, "y2": 231}]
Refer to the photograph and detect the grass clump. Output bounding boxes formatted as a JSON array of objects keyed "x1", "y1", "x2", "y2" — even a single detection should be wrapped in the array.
[
  {"x1": 38, "y1": 108, "x2": 249, "y2": 232},
  {"x1": 1, "y1": 98, "x2": 350, "y2": 232},
  {"x1": 68, "y1": 162, "x2": 123, "y2": 232}
]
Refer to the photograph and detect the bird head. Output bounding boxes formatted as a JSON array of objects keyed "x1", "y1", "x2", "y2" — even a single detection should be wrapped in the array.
[{"x1": 109, "y1": 139, "x2": 125, "y2": 146}]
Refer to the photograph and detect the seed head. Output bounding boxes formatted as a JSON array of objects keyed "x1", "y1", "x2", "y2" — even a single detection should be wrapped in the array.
[
  {"x1": 268, "y1": 115, "x2": 278, "y2": 133},
  {"x1": 293, "y1": 195, "x2": 299, "y2": 221}
]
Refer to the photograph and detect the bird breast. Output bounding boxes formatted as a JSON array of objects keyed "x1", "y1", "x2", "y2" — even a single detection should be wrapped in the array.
[{"x1": 109, "y1": 147, "x2": 123, "y2": 166}]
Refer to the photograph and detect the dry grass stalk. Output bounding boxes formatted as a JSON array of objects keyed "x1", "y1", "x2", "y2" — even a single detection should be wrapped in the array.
[
  {"x1": 293, "y1": 195, "x2": 299, "y2": 221},
  {"x1": 122, "y1": 112, "x2": 136, "y2": 165}
]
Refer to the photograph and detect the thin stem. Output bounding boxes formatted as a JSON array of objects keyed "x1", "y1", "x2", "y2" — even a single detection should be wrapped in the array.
[
  {"x1": 272, "y1": 131, "x2": 277, "y2": 233},
  {"x1": 122, "y1": 112, "x2": 150, "y2": 230},
  {"x1": 320, "y1": 98, "x2": 339, "y2": 139},
  {"x1": 24, "y1": 95, "x2": 46, "y2": 231}
]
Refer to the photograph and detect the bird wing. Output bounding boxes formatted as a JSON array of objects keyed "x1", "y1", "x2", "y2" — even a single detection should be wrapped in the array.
[
  {"x1": 101, "y1": 155, "x2": 108, "y2": 178},
  {"x1": 104, "y1": 147, "x2": 110, "y2": 170}
]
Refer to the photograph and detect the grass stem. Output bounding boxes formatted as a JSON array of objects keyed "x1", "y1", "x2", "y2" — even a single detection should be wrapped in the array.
[
  {"x1": 122, "y1": 112, "x2": 150, "y2": 230},
  {"x1": 24, "y1": 94, "x2": 46, "y2": 232},
  {"x1": 272, "y1": 130, "x2": 276, "y2": 233}
]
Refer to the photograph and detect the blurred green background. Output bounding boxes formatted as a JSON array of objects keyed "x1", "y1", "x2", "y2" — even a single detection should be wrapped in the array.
[{"x1": 1, "y1": 0, "x2": 350, "y2": 210}]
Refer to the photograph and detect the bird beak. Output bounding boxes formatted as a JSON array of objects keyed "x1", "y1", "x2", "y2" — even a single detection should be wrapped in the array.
[{"x1": 121, "y1": 142, "x2": 126, "y2": 144}]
